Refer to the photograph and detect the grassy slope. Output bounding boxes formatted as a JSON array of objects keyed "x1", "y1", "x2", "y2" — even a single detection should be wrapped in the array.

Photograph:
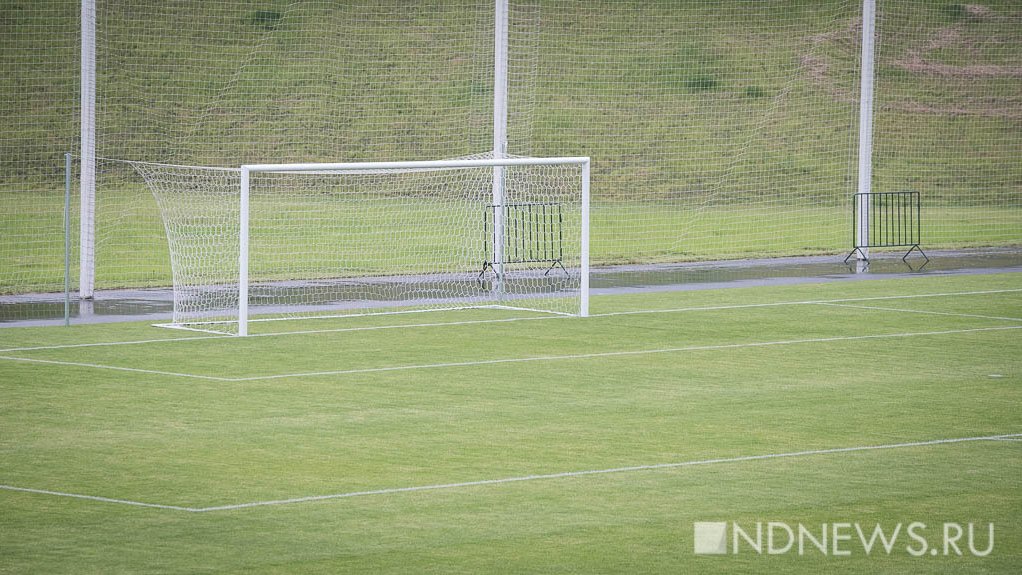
[
  {"x1": 0, "y1": 1, "x2": 1019, "y2": 294},
  {"x1": 0, "y1": 273, "x2": 1020, "y2": 573}
]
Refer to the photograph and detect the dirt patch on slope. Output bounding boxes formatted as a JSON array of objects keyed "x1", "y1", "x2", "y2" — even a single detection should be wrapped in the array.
[{"x1": 804, "y1": 6, "x2": 1021, "y2": 119}]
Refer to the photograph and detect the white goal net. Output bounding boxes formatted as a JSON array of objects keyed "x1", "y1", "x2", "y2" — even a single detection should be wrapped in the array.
[{"x1": 132, "y1": 156, "x2": 589, "y2": 335}]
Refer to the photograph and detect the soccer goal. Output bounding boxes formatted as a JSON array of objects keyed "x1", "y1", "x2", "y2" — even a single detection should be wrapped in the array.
[{"x1": 133, "y1": 156, "x2": 589, "y2": 335}]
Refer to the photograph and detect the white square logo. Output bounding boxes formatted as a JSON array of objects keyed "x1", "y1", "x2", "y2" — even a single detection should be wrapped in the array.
[{"x1": 694, "y1": 522, "x2": 728, "y2": 555}]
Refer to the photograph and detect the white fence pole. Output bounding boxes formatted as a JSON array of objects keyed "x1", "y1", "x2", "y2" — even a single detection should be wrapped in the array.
[
  {"x1": 79, "y1": 0, "x2": 96, "y2": 298},
  {"x1": 856, "y1": 0, "x2": 877, "y2": 261},
  {"x1": 64, "y1": 152, "x2": 72, "y2": 326},
  {"x1": 492, "y1": 0, "x2": 509, "y2": 289}
]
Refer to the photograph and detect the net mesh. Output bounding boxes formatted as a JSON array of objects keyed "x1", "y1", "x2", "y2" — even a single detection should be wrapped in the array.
[
  {"x1": 89, "y1": 1, "x2": 502, "y2": 296},
  {"x1": 0, "y1": 0, "x2": 79, "y2": 299},
  {"x1": 133, "y1": 158, "x2": 586, "y2": 334},
  {"x1": 873, "y1": 1, "x2": 1022, "y2": 249},
  {"x1": 517, "y1": 1, "x2": 865, "y2": 266},
  {"x1": 129, "y1": 162, "x2": 240, "y2": 330}
]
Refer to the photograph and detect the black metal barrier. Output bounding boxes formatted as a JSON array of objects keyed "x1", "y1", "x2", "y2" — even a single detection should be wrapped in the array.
[
  {"x1": 481, "y1": 202, "x2": 566, "y2": 278},
  {"x1": 845, "y1": 191, "x2": 928, "y2": 264}
]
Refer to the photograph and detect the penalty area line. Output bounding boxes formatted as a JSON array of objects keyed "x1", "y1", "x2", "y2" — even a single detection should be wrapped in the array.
[
  {"x1": 229, "y1": 325, "x2": 1022, "y2": 382},
  {"x1": 0, "y1": 355, "x2": 230, "y2": 381},
  {"x1": 3, "y1": 433, "x2": 1018, "y2": 513},
  {"x1": 0, "y1": 485, "x2": 195, "y2": 512},
  {"x1": 195, "y1": 433, "x2": 1022, "y2": 512}
]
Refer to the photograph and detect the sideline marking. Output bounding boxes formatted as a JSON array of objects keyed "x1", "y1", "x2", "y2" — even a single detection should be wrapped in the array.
[
  {"x1": 3, "y1": 434, "x2": 1019, "y2": 513},
  {"x1": 818, "y1": 302, "x2": 1022, "y2": 322},
  {"x1": 594, "y1": 288, "x2": 1022, "y2": 317},
  {"x1": 2, "y1": 288, "x2": 1019, "y2": 353}
]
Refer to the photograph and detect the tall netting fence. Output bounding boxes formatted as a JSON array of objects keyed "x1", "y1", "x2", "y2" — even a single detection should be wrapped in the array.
[
  {"x1": 1, "y1": 1, "x2": 1019, "y2": 323},
  {"x1": 873, "y1": 1, "x2": 1022, "y2": 249},
  {"x1": 90, "y1": 0, "x2": 500, "y2": 295},
  {"x1": 0, "y1": 0, "x2": 79, "y2": 302},
  {"x1": 517, "y1": 1, "x2": 863, "y2": 267}
]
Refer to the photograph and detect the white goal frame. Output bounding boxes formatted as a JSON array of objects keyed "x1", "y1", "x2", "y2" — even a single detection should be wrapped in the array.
[{"x1": 238, "y1": 156, "x2": 591, "y2": 336}]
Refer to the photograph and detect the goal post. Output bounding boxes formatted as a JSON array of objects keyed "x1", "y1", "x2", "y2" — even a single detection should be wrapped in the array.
[
  {"x1": 236, "y1": 156, "x2": 591, "y2": 336},
  {"x1": 136, "y1": 156, "x2": 589, "y2": 336}
]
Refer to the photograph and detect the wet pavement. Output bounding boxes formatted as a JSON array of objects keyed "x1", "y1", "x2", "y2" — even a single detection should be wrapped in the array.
[
  {"x1": 2, "y1": 248, "x2": 1019, "y2": 327},
  {"x1": 591, "y1": 248, "x2": 1022, "y2": 294}
]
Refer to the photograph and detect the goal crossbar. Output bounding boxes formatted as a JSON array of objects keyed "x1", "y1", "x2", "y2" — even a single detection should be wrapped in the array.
[
  {"x1": 237, "y1": 156, "x2": 591, "y2": 336},
  {"x1": 243, "y1": 157, "x2": 592, "y2": 174}
]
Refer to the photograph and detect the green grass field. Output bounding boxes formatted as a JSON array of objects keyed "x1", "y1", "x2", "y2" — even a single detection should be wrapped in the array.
[
  {"x1": 1, "y1": 2, "x2": 1020, "y2": 570},
  {"x1": 2, "y1": 272, "x2": 1020, "y2": 573}
]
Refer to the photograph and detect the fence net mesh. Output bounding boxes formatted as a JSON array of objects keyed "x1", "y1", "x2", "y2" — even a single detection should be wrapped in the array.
[{"x1": 1, "y1": 1, "x2": 1019, "y2": 321}]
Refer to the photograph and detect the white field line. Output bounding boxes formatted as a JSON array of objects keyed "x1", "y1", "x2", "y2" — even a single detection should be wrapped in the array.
[
  {"x1": 593, "y1": 288, "x2": 1022, "y2": 318},
  {"x1": 2, "y1": 433, "x2": 1019, "y2": 513},
  {"x1": 0, "y1": 485, "x2": 194, "y2": 511},
  {"x1": 0, "y1": 355, "x2": 229, "y2": 381},
  {"x1": 1, "y1": 325, "x2": 1020, "y2": 382},
  {"x1": 818, "y1": 302, "x2": 1022, "y2": 322},
  {"x1": 0, "y1": 315, "x2": 559, "y2": 353},
  {"x1": 2, "y1": 287, "x2": 1020, "y2": 354},
  {"x1": 227, "y1": 325, "x2": 1022, "y2": 382},
  {"x1": 0, "y1": 334, "x2": 230, "y2": 353},
  {"x1": 151, "y1": 323, "x2": 236, "y2": 336}
]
